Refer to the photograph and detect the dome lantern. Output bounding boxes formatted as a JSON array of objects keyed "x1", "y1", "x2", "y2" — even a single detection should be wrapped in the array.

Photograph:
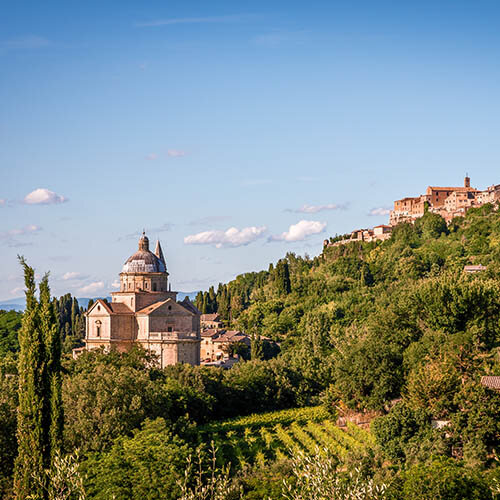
[{"x1": 138, "y1": 231, "x2": 149, "y2": 251}]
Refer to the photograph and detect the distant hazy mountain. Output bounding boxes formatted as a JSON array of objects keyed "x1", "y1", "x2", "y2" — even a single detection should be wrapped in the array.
[{"x1": 0, "y1": 291, "x2": 200, "y2": 312}]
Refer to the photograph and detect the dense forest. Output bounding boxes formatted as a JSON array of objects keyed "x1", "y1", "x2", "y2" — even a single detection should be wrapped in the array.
[{"x1": 1, "y1": 204, "x2": 500, "y2": 499}]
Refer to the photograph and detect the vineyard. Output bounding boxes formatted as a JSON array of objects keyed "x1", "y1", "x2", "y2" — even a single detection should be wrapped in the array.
[{"x1": 198, "y1": 406, "x2": 376, "y2": 468}]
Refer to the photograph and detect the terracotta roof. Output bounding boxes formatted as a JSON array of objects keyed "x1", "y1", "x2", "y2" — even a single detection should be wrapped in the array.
[
  {"x1": 91, "y1": 299, "x2": 113, "y2": 314},
  {"x1": 214, "y1": 330, "x2": 249, "y2": 343},
  {"x1": 201, "y1": 329, "x2": 225, "y2": 338},
  {"x1": 107, "y1": 302, "x2": 134, "y2": 314},
  {"x1": 201, "y1": 313, "x2": 220, "y2": 321},
  {"x1": 428, "y1": 186, "x2": 477, "y2": 192},
  {"x1": 481, "y1": 376, "x2": 500, "y2": 391}
]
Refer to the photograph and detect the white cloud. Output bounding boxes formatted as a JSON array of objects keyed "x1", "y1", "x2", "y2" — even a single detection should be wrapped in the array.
[
  {"x1": 10, "y1": 286, "x2": 24, "y2": 296},
  {"x1": 269, "y1": 220, "x2": 327, "y2": 242},
  {"x1": 368, "y1": 207, "x2": 391, "y2": 216},
  {"x1": 62, "y1": 272, "x2": 87, "y2": 281},
  {"x1": 24, "y1": 188, "x2": 67, "y2": 205},
  {"x1": 146, "y1": 153, "x2": 158, "y2": 160},
  {"x1": 184, "y1": 226, "x2": 267, "y2": 248},
  {"x1": 167, "y1": 149, "x2": 186, "y2": 157},
  {"x1": 288, "y1": 203, "x2": 348, "y2": 214},
  {"x1": 111, "y1": 280, "x2": 120, "y2": 289},
  {"x1": 0, "y1": 199, "x2": 5, "y2": 206},
  {"x1": 78, "y1": 281, "x2": 105, "y2": 295},
  {"x1": 6, "y1": 224, "x2": 41, "y2": 236}
]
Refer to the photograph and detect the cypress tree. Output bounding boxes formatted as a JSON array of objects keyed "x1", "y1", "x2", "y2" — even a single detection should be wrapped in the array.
[
  {"x1": 208, "y1": 286, "x2": 217, "y2": 313},
  {"x1": 39, "y1": 275, "x2": 63, "y2": 465},
  {"x1": 14, "y1": 258, "x2": 46, "y2": 499},
  {"x1": 194, "y1": 291, "x2": 204, "y2": 312},
  {"x1": 275, "y1": 260, "x2": 291, "y2": 296},
  {"x1": 13, "y1": 259, "x2": 62, "y2": 499},
  {"x1": 250, "y1": 331, "x2": 263, "y2": 361}
]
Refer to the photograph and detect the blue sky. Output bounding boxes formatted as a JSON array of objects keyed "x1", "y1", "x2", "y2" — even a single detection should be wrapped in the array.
[{"x1": 1, "y1": 0, "x2": 500, "y2": 300}]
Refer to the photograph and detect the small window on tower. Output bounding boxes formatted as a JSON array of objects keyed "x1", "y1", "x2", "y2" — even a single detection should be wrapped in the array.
[
  {"x1": 167, "y1": 326, "x2": 173, "y2": 332},
  {"x1": 153, "y1": 283, "x2": 157, "y2": 291}
]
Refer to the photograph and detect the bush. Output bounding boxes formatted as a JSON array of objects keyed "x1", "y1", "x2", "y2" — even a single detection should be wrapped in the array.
[{"x1": 401, "y1": 457, "x2": 490, "y2": 500}]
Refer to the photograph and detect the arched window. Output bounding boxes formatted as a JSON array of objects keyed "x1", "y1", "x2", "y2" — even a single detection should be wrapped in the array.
[
  {"x1": 95, "y1": 320, "x2": 102, "y2": 338},
  {"x1": 153, "y1": 283, "x2": 157, "y2": 291}
]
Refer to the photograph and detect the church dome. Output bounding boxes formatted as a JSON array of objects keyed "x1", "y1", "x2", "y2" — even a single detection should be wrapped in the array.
[{"x1": 122, "y1": 232, "x2": 167, "y2": 273}]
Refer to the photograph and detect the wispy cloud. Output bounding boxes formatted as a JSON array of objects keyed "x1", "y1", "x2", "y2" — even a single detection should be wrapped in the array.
[
  {"x1": 146, "y1": 153, "x2": 158, "y2": 160},
  {"x1": 184, "y1": 226, "x2": 267, "y2": 248},
  {"x1": 286, "y1": 203, "x2": 348, "y2": 214},
  {"x1": 167, "y1": 149, "x2": 186, "y2": 157},
  {"x1": 0, "y1": 224, "x2": 42, "y2": 247},
  {"x1": 78, "y1": 281, "x2": 105, "y2": 295},
  {"x1": 269, "y1": 220, "x2": 326, "y2": 242},
  {"x1": 24, "y1": 188, "x2": 67, "y2": 205},
  {"x1": 1, "y1": 224, "x2": 41, "y2": 238},
  {"x1": 62, "y1": 272, "x2": 88, "y2": 281},
  {"x1": 368, "y1": 207, "x2": 391, "y2": 216},
  {"x1": 149, "y1": 223, "x2": 173, "y2": 233},
  {"x1": 0, "y1": 199, "x2": 5, "y2": 206},
  {"x1": 10, "y1": 286, "x2": 24, "y2": 296},
  {"x1": 119, "y1": 223, "x2": 172, "y2": 241},
  {"x1": 189, "y1": 215, "x2": 231, "y2": 226},
  {"x1": 136, "y1": 14, "x2": 252, "y2": 28},
  {"x1": 1, "y1": 35, "x2": 51, "y2": 51}
]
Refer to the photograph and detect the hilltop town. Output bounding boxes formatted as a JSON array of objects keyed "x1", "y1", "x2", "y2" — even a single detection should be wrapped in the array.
[{"x1": 326, "y1": 176, "x2": 500, "y2": 247}]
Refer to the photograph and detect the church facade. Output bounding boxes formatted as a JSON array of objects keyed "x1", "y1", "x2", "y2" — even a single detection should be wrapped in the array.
[{"x1": 83, "y1": 233, "x2": 201, "y2": 367}]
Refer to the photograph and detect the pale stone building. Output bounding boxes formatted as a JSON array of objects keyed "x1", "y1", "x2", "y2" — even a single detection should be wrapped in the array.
[
  {"x1": 389, "y1": 177, "x2": 500, "y2": 225},
  {"x1": 83, "y1": 233, "x2": 201, "y2": 367}
]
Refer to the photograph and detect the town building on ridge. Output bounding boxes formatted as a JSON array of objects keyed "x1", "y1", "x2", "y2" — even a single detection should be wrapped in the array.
[
  {"x1": 325, "y1": 176, "x2": 499, "y2": 248},
  {"x1": 389, "y1": 176, "x2": 500, "y2": 225},
  {"x1": 81, "y1": 232, "x2": 201, "y2": 367}
]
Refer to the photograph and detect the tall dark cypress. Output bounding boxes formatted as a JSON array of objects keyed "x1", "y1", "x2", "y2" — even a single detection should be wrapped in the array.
[
  {"x1": 275, "y1": 260, "x2": 291, "y2": 296},
  {"x1": 14, "y1": 259, "x2": 62, "y2": 499},
  {"x1": 14, "y1": 258, "x2": 46, "y2": 499},
  {"x1": 39, "y1": 274, "x2": 63, "y2": 465}
]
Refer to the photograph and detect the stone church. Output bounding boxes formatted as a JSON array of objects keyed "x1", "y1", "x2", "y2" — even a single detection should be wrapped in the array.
[{"x1": 83, "y1": 233, "x2": 201, "y2": 367}]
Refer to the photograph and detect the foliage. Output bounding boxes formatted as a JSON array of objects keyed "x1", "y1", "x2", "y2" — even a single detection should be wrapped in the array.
[
  {"x1": 401, "y1": 457, "x2": 490, "y2": 500},
  {"x1": 28, "y1": 451, "x2": 86, "y2": 500},
  {"x1": 82, "y1": 418, "x2": 191, "y2": 500},
  {"x1": 14, "y1": 258, "x2": 62, "y2": 499},
  {"x1": 0, "y1": 371, "x2": 17, "y2": 497},
  {"x1": 0, "y1": 309, "x2": 22, "y2": 357},
  {"x1": 178, "y1": 444, "x2": 242, "y2": 500},
  {"x1": 283, "y1": 449, "x2": 387, "y2": 500}
]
